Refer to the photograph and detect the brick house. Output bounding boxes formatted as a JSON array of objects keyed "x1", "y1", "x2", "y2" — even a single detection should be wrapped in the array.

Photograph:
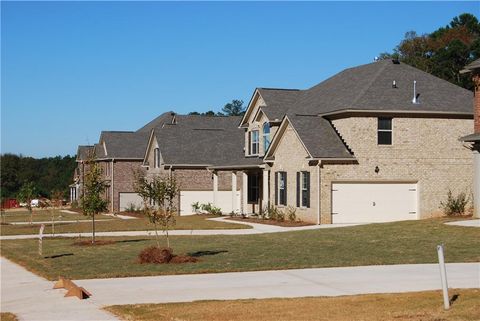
[
  {"x1": 70, "y1": 145, "x2": 93, "y2": 203},
  {"x1": 461, "y1": 58, "x2": 480, "y2": 218},
  {"x1": 231, "y1": 59, "x2": 473, "y2": 223},
  {"x1": 73, "y1": 59, "x2": 474, "y2": 223}
]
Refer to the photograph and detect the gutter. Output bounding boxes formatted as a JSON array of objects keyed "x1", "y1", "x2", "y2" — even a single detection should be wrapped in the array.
[
  {"x1": 207, "y1": 164, "x2": 265, "y2": 170},
  {"x1": 319, "y1": 109, "x2": 473, "y2": 119}
]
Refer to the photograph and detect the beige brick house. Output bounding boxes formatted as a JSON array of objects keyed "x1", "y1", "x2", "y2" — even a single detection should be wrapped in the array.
[
  {"x1": 72, "y1": 59, "x2": 474, "y2": 223},
  {"x1": 235, "y1": 59, "x2": 473, "y2": 224}
]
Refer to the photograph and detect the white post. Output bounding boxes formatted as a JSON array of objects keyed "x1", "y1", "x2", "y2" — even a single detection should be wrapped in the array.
[
  {"x1": 213, "y1": 172, "x2": 218, "y2": 207},
  {"x1": 474, "y1": 148, "x2": 480, "y2": 218},
  {"x1": 262, "y1": 170, "x2": 269, "y2": 210},
  {"x1": 232, "y1": 172, "x2": 237, "y2": 213},
  {"x1": 39, "y1": 224, "x2": 45, "y2": 257},
  {"x1": 242, "y1": 172, "x2": 248, "y2": 214},
  {"x1": 437, "y1": 244, "x2": 450, "y2": 310}
]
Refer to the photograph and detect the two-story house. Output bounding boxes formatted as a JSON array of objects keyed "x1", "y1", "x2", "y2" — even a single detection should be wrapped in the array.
[{"x1": 217, "y1": 59, "x2": 473, "y2": 224}]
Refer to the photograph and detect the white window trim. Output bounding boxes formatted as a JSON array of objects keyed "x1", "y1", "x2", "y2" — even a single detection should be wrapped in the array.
[{"x1": 250, "y1": 130, "x2": 259, "y2": 156}]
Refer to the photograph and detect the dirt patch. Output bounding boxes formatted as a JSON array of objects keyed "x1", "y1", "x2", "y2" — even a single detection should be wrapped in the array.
[
  {"x1": 229, "y1": 217, "x2": 313, "y2": 227},
  {"x1": 138, "y1": 246, "x2": 198, "y2": 264},
  {"x1": 72, "y1": 240, "x2": 116, "y2": 246},
  {"x1": 118, "y1": 211, "x2": 144, "y2": 218}
]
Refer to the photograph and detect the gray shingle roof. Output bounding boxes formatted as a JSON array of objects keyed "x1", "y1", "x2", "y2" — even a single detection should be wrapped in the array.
[
  {"x1": 153, "y1": 115, "x2": 259, "y2": 167},
  {"x1": 99, "y1": 131, "x2": 150, "y2": 159},
  {"x1": 461, "y1": 132, "x2": 480, "y2": 142},
  {"x1": 76, "y1": 145, "x2": 94, "y2": 161},
  {"x1": 137, "y1": 111, "x2": 175, "y2": 132},
  {"x1": 257, "y1": 88, "x2": 300, "y2": 121},
  {"x1": 293, "y1": 60, "x2": 473, "y2": 115},
  {"x1": 462, "y1": 58, "x2": 480, "y2": 72},
  {"x1": 287, "y1": 115, "x2": 354, "y2": 159}
]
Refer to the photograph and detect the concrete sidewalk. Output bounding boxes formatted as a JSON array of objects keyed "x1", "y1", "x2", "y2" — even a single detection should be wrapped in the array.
[
  {"x1": 0, "y1": 258, "x2": 118, "y2": 321},
  {"x1": 76, "y1": 263, "x2": 480, "y2": 306},
  {"x1": 445, "y1": 219, "x2": 480, "y2": 227},
  {"x1": 0, "y1": 217, "x2": 362, "y2": 240}
]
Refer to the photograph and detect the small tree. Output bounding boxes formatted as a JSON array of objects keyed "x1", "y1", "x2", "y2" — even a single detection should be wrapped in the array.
[
  {"x1": 48, "y1": 190, "x2": 64, "y2": 236},
  {"x1": 134, "y1": 170, "x2": 178, "y2": 249},
  {"x1": 17, "y1": 182, "x2": 37, "y2": 224},
  {"x1": 81, "y1": 158, "x2": 108, "y2": 244}
]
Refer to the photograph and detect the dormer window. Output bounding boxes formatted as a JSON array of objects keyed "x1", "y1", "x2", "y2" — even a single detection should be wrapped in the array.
[
  {"x1": 250, "y1": 130, "x2": 259, "y2": 155},
  {"x1": 263, "y1": 123, "x2": 271, "y2": 153},
  {"x1": 153, "y1": 148, "x2": 160, "y2": 168}
]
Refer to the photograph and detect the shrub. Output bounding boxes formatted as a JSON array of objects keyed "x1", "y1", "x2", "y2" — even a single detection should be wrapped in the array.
[
  {"x1": 191, "y1": 202, "x2": 201, "y2": 213},
  {"x1": 200, "y1": 203, "x2": 222, "y2": 215},
  {"x1": 71, "y1": 200, "x2": 79, "y2": 209},
  {"x1": 286, "y1": 206, "x2": 297, "y2": 222},
  {"x1": 125, "y1": 203, "x2": 138, "y2": 213},
  {"x1": 276, "y1": 209, "x2": 285, "y2": 222},
  {"x1": 441, "y1": 190, "x2": 470, "y2": 216}
]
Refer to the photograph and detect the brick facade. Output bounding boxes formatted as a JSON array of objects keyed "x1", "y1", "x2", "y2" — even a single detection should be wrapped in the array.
[
  {"x1": 112, "y1": 160, "x2": 144, "y2": 212},
  {"x1": 269, "y1": 117, "x2": 473, "y2": 224}
]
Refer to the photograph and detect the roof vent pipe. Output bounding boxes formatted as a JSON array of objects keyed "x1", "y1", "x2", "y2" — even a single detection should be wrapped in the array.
[
  {"x1": 392, "y1": 80, "x2": 397, "y2": 88},
  {"x1": 412, "y1": 80, "x2": 420, "y2": 104}
]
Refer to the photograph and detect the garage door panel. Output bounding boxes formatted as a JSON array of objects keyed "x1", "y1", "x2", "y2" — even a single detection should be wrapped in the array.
[{"x1": 332, "y1": 183, "x2": 417, "y2": 223}]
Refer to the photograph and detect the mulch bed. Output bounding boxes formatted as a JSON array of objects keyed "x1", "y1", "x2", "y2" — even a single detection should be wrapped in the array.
[
  {"x1": 72, "y1": 240, "x2": 116, "y2": 246},
  {"x1": 118, "y1": 211, "x2": 144, "y2": 218},
  {"x1": 229, "y1": 217, "x2": 314, "y2": 227},
  {"x1": 138, "y1": 246, "x2": 198, "y2": 264}
]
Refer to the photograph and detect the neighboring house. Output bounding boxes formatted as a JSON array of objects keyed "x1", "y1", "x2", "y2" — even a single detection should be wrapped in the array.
[
  {"x1": 73, "y1": 59, "x2": 473, "y2": 224},
  {"x1": 460, "y1": 58, "x2": 480, "y2": 218},
  {"x1": 70, "y1": 145, "x2": 93, "y2": 203},
  {"x1": 143, "y1": 114, "x2": 253, "y2": 215},
  {"x1": 71, "y1": 131, "x2": 149, "y2": 212}
]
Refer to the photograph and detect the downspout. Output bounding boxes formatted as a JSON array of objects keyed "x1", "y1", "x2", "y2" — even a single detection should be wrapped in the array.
[
  {"x1": 317, "y1": 161, "x2": 321, "y2": 225},
  {"x1": 111, "y1": 159, "x2": 114, "y2": 213}
]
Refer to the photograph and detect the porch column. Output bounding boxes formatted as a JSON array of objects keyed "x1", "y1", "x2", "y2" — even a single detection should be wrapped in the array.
[
  {"x1": 262, "y1": 169, "x2": 269, "y2": 210},
  {"x1": 213, "y1": 172, "x2": 218, "y2": 207},
  {"x1": 242, "y1": 171, "x2": 248, "y2": 214},
  {"x1": 232, "y1": 172, "x2": 238, "y2": 213}
]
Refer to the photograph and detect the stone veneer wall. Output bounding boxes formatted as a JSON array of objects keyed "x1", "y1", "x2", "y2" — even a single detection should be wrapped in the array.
[{"x1": 318, "y1": 117, "x2": 473, "y2": 224}]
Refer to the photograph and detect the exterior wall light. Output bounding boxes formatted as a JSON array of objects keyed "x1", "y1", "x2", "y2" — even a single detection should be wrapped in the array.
[{"x1": 375, "y1": 166, "x2": 380, "y2": 174}]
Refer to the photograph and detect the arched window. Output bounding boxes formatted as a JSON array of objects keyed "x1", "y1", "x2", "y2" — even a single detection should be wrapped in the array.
[{"x1": 263, "y1": 122, "x2": 271, "y2": 152}]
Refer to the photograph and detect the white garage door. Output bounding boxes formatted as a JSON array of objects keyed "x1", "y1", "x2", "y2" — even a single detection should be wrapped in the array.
[
  {"x1": 119, "y1": 193, "x2": 143, "y2": 212},
  {"x1": 332, "y1": 183, "x2": 418, "y2": 223},
  {"x1": 179, "y1": 191, "x2": 240, "y2": 216}
]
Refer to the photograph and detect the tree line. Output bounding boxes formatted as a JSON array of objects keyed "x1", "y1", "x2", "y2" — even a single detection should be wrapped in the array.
[
  {"x1": 1, "y1": 154, "x2": 77, "y2": 200},
  {"x1": 379, "y1": 13, "x2": 480, "y2": 90}
]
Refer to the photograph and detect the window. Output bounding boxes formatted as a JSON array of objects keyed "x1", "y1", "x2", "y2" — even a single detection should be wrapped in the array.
[
  {"x1": 276, "y1": 172, "x2": 287, "y2": 206},
  {"x1": 247, "y1": 173, "x2": 260, "y2": 203},
  {"x1": 263, "y1": 123, "x2": 271, "y2": 153},
  {"x1": 297, "y1": 172, "x2": 310, "y2": 208},
  {"x1": 105, "y1": 162, "x2": 110, "y2": 177},
  {"x1": 153, "y1": 148, "x2": 160, "y2": 168},
  {"x1": 250, "y1": 130, "x2": 259, "y2": 155},
  {"x1": 378, "y1": 118, "x2": 392, "y2": 145}
]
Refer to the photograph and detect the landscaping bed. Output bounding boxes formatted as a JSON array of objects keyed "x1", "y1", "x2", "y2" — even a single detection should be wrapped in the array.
[
  {"x1": 1, "y1": 218, "x2": 479, "y2": 280},
  {"x1": 105, "y1": 289, "x2": 480, "y2": 321},
  {"x1": 228, "y1": 216, "x2": 313, "y2": 227}
]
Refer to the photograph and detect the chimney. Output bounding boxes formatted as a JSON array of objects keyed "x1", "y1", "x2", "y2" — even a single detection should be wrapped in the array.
[{"x1": 474, "y1": 74, "x2": 480, "y2": 133}]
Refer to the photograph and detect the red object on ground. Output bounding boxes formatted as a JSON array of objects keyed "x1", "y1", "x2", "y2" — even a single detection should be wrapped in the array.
[{"x1": 1, "y1": 198, "x2": 19, "y2": 209}]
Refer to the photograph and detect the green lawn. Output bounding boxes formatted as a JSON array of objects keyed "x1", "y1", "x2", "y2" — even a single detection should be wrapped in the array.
[
  {"x1": 106, "y1": 289, "x2": 480, "y2": 321},
  {"x1": 1, "y1": 209, "x2": 113, "y2": 223},
  {"x1": 0, "y1": 214, "x2": 248, "y2": 235},
  {"x1": 1, "y1": 218, "x2": 479, "y2": 280}
]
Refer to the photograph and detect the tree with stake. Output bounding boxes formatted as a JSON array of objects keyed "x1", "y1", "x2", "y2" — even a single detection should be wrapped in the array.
[
  {"x1": 17, "y1": 182, "x2": 37, "y2": 224},
  {"x1": 81, "y1": 158, "x2": 107, "y2": 244},
  {"x1": 134, "y1": 171, "x2": 178, "y2": 249}
]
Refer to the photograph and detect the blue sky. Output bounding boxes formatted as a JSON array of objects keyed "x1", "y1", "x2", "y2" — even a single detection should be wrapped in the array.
[{"x1": 2, "y1": 1, "x2": 479, "y2": 158}]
